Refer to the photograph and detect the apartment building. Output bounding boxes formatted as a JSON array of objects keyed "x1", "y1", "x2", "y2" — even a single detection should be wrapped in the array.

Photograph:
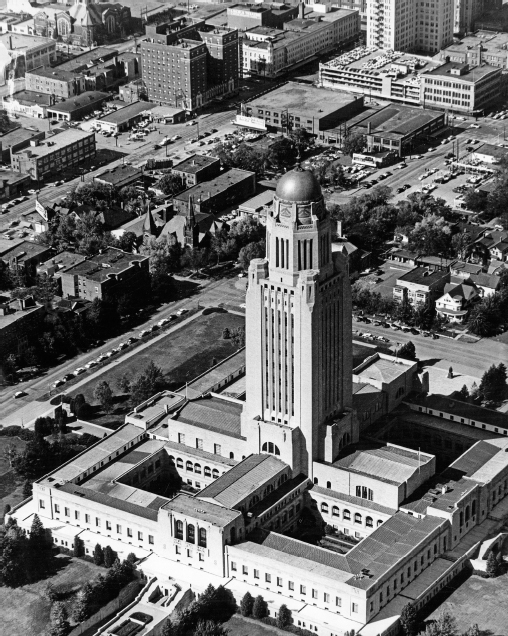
[
  {"x1": 11, "y1": 129, "x2": 96, "y2": 182},
  {"x1": 25, "y1": 67, "x2": 85, "y2": 99},
  {"x1": 420, "y1": 60, "x2": 501, "y2": 114},
  {"x1": 0, "y1": 33, "x2": 56, "y2": 83},
  {"x1": 60, "y1": 247, "x2": 149, "y2": 302},
  {"x1": 141, "y1": 20, "x2": 238, "y2": 111},
  {"x1": 394, "y1": 267, "x2": 450, "y2": 307},
  {"x1": 242, "y1": 7, "x2": 360, "y2": 78},
  {"x1": 171, "y1": 154, "x2": 221, "y2": 188},
  {"x1": 366, "y1": 0, "x2": 453, "y2": 54}
]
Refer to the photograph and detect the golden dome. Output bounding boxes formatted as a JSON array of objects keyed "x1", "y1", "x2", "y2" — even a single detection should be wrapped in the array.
[{"x1": 275, "y1": 167, "x2": 322, "y2": 203}]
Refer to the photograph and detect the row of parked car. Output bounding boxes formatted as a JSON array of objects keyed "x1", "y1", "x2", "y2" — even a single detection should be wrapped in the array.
[{"x1": 50, "y1": 309, "x2": 189, "y2": 389}]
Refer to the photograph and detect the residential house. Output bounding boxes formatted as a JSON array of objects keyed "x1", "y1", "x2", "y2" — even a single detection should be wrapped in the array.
[
  {"x1": 435, "y1": 281, "x2": 480, "y2": 323},
  {"x1": 469, "y1": 272, "x2": 502, "y2": 297}
]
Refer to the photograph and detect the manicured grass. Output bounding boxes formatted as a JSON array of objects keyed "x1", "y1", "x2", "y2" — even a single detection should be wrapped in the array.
[
  {"x1": 69, "y1": 311, "x2": 245, "y2": 427},
  {"x1": 225, "y1": 615, "x2": 280, "y2": 636},
  {"x1": 425, "y1": 571, "x2": 508, "y2": 635},
  {"x1": 0, "y1": 554, "x2": 103, "y2": 636}
]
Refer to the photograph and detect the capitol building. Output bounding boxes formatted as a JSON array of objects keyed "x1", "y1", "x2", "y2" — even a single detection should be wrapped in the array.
[{"x1": 10, "y1": 167, "x2": 508, "y2": 636}]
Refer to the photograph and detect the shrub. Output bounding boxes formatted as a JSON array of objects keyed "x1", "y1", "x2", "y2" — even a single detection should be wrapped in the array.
[
  {"x1": 252, "y1": 595, "x2": 268, "y2": 619},
  {"x1": 240, "y1": 591, "x2": 254, "y2": 617},
  {"x1": 277, "y1": 604, "x2": 291, "y2": 629}
]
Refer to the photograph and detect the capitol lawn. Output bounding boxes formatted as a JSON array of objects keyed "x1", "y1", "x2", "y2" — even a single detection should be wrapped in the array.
[
  {"x1": 0, "y1": 554, "x2": 103, "y2": 636},
  {"x1": 68, "y1": 310, "x2": 245, "y2": 428}
]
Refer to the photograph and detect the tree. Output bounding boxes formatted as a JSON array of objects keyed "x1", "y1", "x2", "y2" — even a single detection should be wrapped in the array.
[
  {"x1": 277, "y1": 604, "x2": 291, "y2": 629},
  {"x1": 398, "y1": 341, "x2": 416, "y2": 361},
  {"x1": 268, "y1": 137, "x2": 297, "y2": 169},
  {"x1": 72, "y1": 582, "x2": 94, "y2": 623},
  {"x1": 289, "y1": 128, "x2": 314, "y2": 155},
  {"x1": 421, "y1": 610, "x2": 458, "y2": 636},
  {"x1": 400, "y1": 602, "x2": 418, "y2": 636},
  {"x1": 73, "y1": 536, "x2": 84, "y2": 558},
  {"x1": 487, "y1": 550, "x2": 499, "y2": 577},
  {"x1": 48, "y1": 601, "x2": 71, "y2": 636},
  {"x1": 0, "y1": 109, "x2": 10, "y2": 134},
  {"x1": 116, "y1": 231, "x2": 138, "y2": 253},
  {"x1": 117, "y1": 374, "x2": 131, "y2": 393},
  {"x1": 231, "y1": 327, "x2": 245, "y2": 349},
  {"x1": 0, "y1": 521, "x2": 29, "y2": 587},
  {"x1": 158, "y1": 173, "x2": 184, "y2": 196},
  {"x1": 181, "y1": 247, "x2": 210, "y2": 273},
  {"x1": 479, "y1": 363, "x2": 507, "y2": 402},
  {"x1": 238, "y1": 240, "x2": 265, "y2": 271},
  {"x1": 456, "y1": 384, "x2": 469, "y2": 402},
  {"x1": 103, "y1": 545, "x2": 115, "y2": 568},
  {"x1": 252, "y1": 595, "x2": 268, "y2": 619},
  {"x1": 342, "y1": 132, "x2": 366, "y2": 156},
  {"x1": 407, "y1": 214, "x2": 452, "y2": 256},
  {"x1": 194, "y1": 621, "x2": 230, "y2": 636},
  {"x1": 22, "y1": 480, "x2": 33, "y2": 499},
  {"x1": 93, "y1": 381, "x2": 114, "y2": 413},
  {"x1": 240, "y1": 591, "x2": 254, "y2": 617},
  {"x1": 93, "y1": 543, "x2": 104, "y2": 566},
  {"x1": 160, "y1": 619, "x2": 176, "y2": 636}
]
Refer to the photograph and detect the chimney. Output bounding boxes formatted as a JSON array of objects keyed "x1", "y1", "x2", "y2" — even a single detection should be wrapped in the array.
[
  {"x1": 298, "y1": 1, "x2": 304, "y2": 19},
  {"x1": 367, "y1": 122, "x2": 372, "y2": 134},
  {"x1": 9, "y1": 35, "x2": 12, "y2": 50}
]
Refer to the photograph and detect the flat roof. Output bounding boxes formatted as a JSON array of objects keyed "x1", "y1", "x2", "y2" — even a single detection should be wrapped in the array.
[
  {"x1": 173, "y1": 153, "x2": 220, "y2": 174},
  {"x1": 95, "y1": 164, "x2": 142, "y2": 186},
  {"x1": 97, "y1": 100, "x2": 156, "y2": 124},
  {"x1": 248, "y1": 82, "x2": 359, "y2": 119},
  {"x1": 47, "y1": 91, "x2": 109, "y2": 113},
  {"x1": 424, "y1": 61, "x2": 499, "y2": 82},
  {"x1": 441, "y1": 30, "x2": 508, "y2": 55},
  {"x1": 13, "y1": 129, "x2": 94, "y2": 159},
  {"x1": 199, "y1": 454, "x2": 288, "y2": 508},
  {"x1": 398, "y1": 267, "x2": 447, "y2": 286},
  {"x1": 27, "y1": 66, "x2": 76, "y2": 82},
  {"x1": 0, "y1": 239, "x2": 50, "y2": 261},
  {"x1": 239, "y1": 189, "x2": 274, "y2": 212},
  {"x1": 6, "y1": 90, "x2": 53, "y2": 106},
  {"x1": 182, "y1": 349, "x2": 245, "y2": 398},
  {"x1": 62, "y1": 247, "x2": 148, "y2": 283},
  {"x1": 0, "y1": 298, "x2": 42, "y2": 328},
  {"x1": 0, "y1": 32, "x2": 53, "y2": 51},
  {"x1": 0, "y1": 127, "x2": 41, "y2": 147},
  {"x1": 38, "y1": 251, "x2": 86, "y2": 273},
  {"x1": 352, "y1": 105, "x2": 443, "y2": 139},
  {"x1": 175, "y1": 168, "x2": 254, "y2": 203},
  {"x1": 56, "y1": 46, "x2": 118, "y2": 72}
]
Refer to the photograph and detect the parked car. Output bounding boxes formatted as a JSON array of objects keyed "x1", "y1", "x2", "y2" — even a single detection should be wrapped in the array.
[
  {"x1": 158, "y1": 318, "x2": 169, "y2": 327},
  {"x1": 85, "y1": 360, "x2": 98, "y2": 369},
  {"x1": 73, "y1": 367, "x2": 86, "y2": 376},
  {"x1": 62, "y1": 374, "x2": 74, "y2": 381},
  {"x1": 14, "y1": 391, "x2": 27, "y2": 398},
  {"x1": 52, "y1": 380, "x2": 64, "y2": 388}
]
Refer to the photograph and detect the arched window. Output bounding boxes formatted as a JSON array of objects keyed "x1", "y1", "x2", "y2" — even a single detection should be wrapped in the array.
[
  {"x1": 343, "y1": 509, "x2": 351, "y2": 521},
  {"x1": 250, "y1": 495, "x2": 259, "y2": 507},
  {"x1": 459, "y1": 511, "x2": 464, "y2": 527},
  {"x1": 194, "y1": 463, "x2": 201, "y2": 474},
  {"x1": 230, "y1": 452, "x2": 234, "y2": 459},
  {"x1": 176, "y1": 458, "x2": 183, "y2": 469},
  {"x1": 230, "y1": 527, "x2": 236, "y2": 544},
  {"x1": 472, "y1": 500, "x2": 477, "y2": 517},
  {"x1": 198, "y1": 528, "x2": 207, "y2": 548},
  {"x1": 377, "y1": 519, "x2": 383, "y2": 527},
  {"x1": 396, "y1": 386, "x2": 405, "y2": 398},
  {"x1": 465, "y1": 505, "x2": 470, "y2": 522},
  {"x1": 354, "y1": 513, "x2": 362, "y2": 524},
  {"x1": 321, "y1": 502, "x2": 329, "y2": 514},
  {"x1": 175, "y1": 520, "x2": 183, "y2": 540},
  {"x1": 332, "y1": 506, "x2": 340, "y2": 517},
  {"x1": 313, "y1": 477, "x2": 319, "y2": 485},
  {"x1": 212, "y1": 469, "x2": 219, "y2": 479},
  {"x1": 262, "y1": 442, "x2": 280, "y2": 456},
  {"x1": 169, "y1": 455, "x2": 175, "y2": 464},
  {"x1": 327, "y1": 481, "x2": 332, "y2": 489},
  {"x1": 187, "y1": 524, "x2": 195, "y2": 544},
  {"x1": 366, "y1": 516, "x2": 373, "y2": 528},
  {"x1": 204, "y1": 466, "x2": 211, "y2": 477},
  {"x1": 186, "y1": 461, "x2": 193, "y2": 472}
]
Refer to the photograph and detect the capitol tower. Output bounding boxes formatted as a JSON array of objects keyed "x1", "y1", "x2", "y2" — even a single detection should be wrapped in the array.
[{"x1": 242, "y1": 165, "x2": 356, "y2": 479}]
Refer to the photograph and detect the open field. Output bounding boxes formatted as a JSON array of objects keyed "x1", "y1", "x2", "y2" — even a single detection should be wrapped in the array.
[
  {"x1": 68, "y1": 311, "x2": 245, "y2": 426},
  {"x1": 225, "y1": 615, "x2": 285, "y2": 636},
  {"x1": 0, "y1": 554, "x2": 103, "y2": 636},
  {"x1": 425, "y1": 571, "x2": 508, "y2": 636}
]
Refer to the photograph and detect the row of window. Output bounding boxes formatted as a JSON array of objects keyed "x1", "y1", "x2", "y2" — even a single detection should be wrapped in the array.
[
  {"x1": 318, "y1": 501, "x2": 383, "y2": 527},
  {"x1": 174, "y1": 520, "x2": 207, "y2": 547},
  {"x1": 49, "y1": 503, "x2": 154, "y2": 544},
  {"x1": 230, "y1": 563, "x2": 356, "y2": 610}
]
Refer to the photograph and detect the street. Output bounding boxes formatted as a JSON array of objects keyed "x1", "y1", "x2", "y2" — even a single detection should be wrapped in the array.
[{"x1": 0, "y1": 275, "x2": 246, "y2": 426}]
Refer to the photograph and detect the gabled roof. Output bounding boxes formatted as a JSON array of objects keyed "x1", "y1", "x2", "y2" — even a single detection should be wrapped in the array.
[
  {"x1": 441, "y1": 282, "x2": 478, "y2": 301},
  {"x1": 198, "y1": 453, "x2": 288, "y2": 508},
  {"x1": 470, "y1": 272, "x2": 501, "y2": 290}
]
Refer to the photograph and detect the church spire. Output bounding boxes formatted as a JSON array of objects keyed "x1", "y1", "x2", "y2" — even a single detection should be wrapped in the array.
[{"x1": 143, "y1": 204, "x2": 157, "y2": 237}]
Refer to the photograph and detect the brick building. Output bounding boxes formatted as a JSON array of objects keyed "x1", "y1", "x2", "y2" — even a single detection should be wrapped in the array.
[
  {"x1": 60, "y1": 247, "x2": 149, "y2": 302},
  {"x1": 172, "y1": 154, "x2": 221, "y2": 188},
  {"x1": 11, "y1": 129, "x2": 96, "y2": 182},
  {"x1": 394, "y1": 267, "x2": 450, "y2": 307},
  {"x1": 141, "y1": 20, "x2": 239, "y2": 111},
  {"x1": 0, "y1": 296, "x2": 45, "y2": 359}
]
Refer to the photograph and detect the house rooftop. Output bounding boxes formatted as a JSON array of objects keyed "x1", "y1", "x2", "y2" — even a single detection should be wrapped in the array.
[
  {"x1": 47, "y1": 91, "x2": 109, "y2": 113},
  {"x1": 61, "y1": 247, "x2": 148, "y2": 284},
  {"x1": 97, "y1": 101, "x2": 156, "y2": 124},
  {"x1": 174, "y1": 168, "x2": 255, "y2": 203},
  {"x1": 173, "y1": 153, "x2": 220, "y2": 174},
  {"x1": 351, "y1": 104, "x2": 443, "y2": 140},
  {"x1": 397, "y1": 267, "x2": 448, "y2": 286}
]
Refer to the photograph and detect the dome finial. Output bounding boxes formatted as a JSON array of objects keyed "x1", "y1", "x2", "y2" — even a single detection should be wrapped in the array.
[{"x1": 295, "y1": 148, "x2": 303, "y2": 171}]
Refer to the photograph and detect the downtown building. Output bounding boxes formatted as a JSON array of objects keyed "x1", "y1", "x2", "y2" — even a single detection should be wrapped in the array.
[
  {"x1": 140, "y1": 19, "x2": 239, "y2": 111},
  {"x1": 9, "y1": 168, "x2": 508, "y2": 636},
  {"x1": 366, "y1": 0, "x2": 454, "y2": 54}
]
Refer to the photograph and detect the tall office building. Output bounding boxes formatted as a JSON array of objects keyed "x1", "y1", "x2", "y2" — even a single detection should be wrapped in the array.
[
  {"x1": 244, "y1": 167, "x2": 355, "y2": 476},
  {"x1": 367, "y1": 0, "x2": 453, "y2": 54},
  {"x1": 141, "y1": 20, "x2": 238, "y2": 110}
]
